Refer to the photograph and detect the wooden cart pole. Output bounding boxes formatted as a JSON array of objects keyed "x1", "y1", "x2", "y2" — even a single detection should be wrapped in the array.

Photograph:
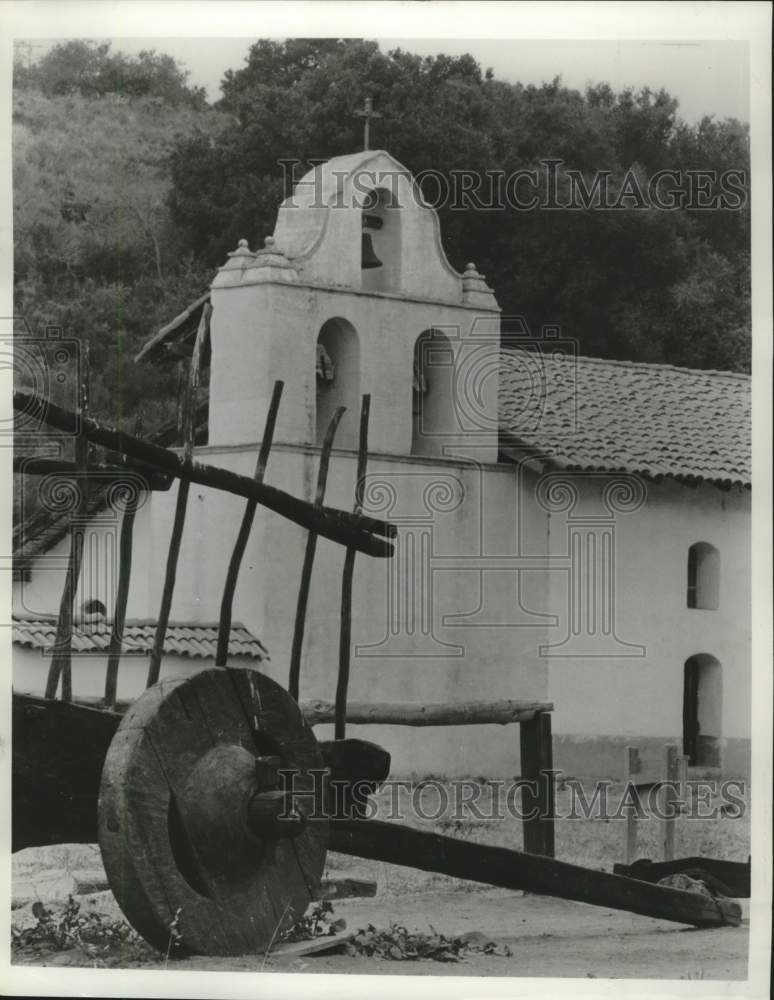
[
  {"x1": 146, "y1": 305, "x2": 209, "y2": 688},
  {"x1": 14, "y1": 391, "x2": 395, "y2": 557},
  {"x1": 45, "y1": 346, "x2": 90, "y2": 701},
  {"x1": 329, "y1": 818, "x2": 741, "y2": 928},
  {"x1": 12, "y1": 455, "x2": 168, "y2": 484},
  {"x1": 288, "y1": 406, "x2": 345, "y2": 700},
  {"x1": 104, "y1": 413, "x2": 143, "y2": 708},
  {"x1": 215, "y1": 381, "x2": 284, "y2": 667},
  {"x1": 335, "y1": 395, "x2": 370, "y2": 740},
  {"x1": 661, "y1": 743, "x2": 680, "y2": 862},
  {"x1": 519, "y1": 710, "x2": 555, "y2": 857}
]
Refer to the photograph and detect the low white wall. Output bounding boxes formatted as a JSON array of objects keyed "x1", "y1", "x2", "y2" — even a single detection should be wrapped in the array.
[{"x1": 12, "y1": 646, "x2": 207, "y2": 704}]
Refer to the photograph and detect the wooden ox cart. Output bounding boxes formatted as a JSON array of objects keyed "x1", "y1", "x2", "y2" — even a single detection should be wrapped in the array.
[{"x1": 11, "y1": 344, "x2": 741, "y2": 957}]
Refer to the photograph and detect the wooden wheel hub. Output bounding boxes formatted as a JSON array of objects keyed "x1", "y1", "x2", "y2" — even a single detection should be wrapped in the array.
[{"x1": 98, "y1": 668, "x2": 328, "y2": 956}]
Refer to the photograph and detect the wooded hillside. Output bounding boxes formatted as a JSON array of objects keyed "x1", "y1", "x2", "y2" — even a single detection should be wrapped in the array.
[{"x1": 13, "y1": 39, "x2": 751, "y2": 444}]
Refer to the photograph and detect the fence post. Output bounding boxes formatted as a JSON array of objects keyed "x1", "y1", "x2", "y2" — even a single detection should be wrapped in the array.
[
  {"x1": 677, "y1": 753, "x2": 689, "y2": 816},
  {"x1": 520, "y1": 711, "x2": 555, "y2": 857},
  {"x1": 661, "y1": 744, "x2": 679, "y2": 862},
  {"x1": 623, "y1": 745, "x2": 641, "y2": 865}
]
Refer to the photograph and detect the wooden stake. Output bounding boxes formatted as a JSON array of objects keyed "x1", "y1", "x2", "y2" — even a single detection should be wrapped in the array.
[
  {"x1": 14, "y1": 390, "x2": 395, "y2": 557},
  {"x1": 215, "y1": 381, "x2": 284, "y2": 667},
  {"x1": 624, "y1": 745, "x2": 642, "y2": 866},
  {"x1": 678, "y1": 753, "x2": 689, "y2": 816},
  {"x1": 335, "y1": 396, "x2": 370, "y2": 740},
  {"x1": 288, "y1": 406, "x2": 346, "y2": 700},
  {"x1": 104, "y1": 414, "x2": 143, "y2": 709},
  {"x1": 146, "y1": 308, "x2": 208, "y2": 688},
  {"x1": 661, "y1": 743, "x2": 679, "y2": 862},
  {"x1": 45, "y1": 347, "x2": 90, "y2": 701}
]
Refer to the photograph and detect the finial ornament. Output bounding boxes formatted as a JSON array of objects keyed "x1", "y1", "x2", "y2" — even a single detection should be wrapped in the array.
[
  {"x1": 355, "y1": 96, "x2": 382, "y2": 151},
  {"x1": 228, "y1": 238, "x2": 254, "y2": 259}
]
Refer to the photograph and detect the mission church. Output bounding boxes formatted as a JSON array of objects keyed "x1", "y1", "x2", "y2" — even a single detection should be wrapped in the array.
[{"x1": 12, "y1": 145, "x2": 752, "y2": 780}]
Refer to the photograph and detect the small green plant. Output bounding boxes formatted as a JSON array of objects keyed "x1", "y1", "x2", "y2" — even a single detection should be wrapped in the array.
[
  {"x1": 345, "y1": 923, "x2": 512, "y2": 962},
  {"x1": 281, "y1": 899, "x2": 346, "y2": 943},
  {"x1": 11, "y1": 896, "x2": 146, "y2": 966}
]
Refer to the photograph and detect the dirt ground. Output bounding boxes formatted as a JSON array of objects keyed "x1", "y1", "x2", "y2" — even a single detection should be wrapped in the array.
[{"x1": 11, "y1": 780, "x2": 751, "y2": 979}]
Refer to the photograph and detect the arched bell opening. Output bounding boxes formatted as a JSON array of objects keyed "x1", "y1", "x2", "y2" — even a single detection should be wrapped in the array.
[
  {"x1": 683, "y1": 653, "x2": 722, "y2": 767},
  {"x1": 360, "y1": 187, "x2": 401, "y2": 293},
  {"x1": 411, "y1": 328, "x2": 456, "y2": 457},
  {"x1": 316, "y1": 318, "x2": 360, "y2": 449}
]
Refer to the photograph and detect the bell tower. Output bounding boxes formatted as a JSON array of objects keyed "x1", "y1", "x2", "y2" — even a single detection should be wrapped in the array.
[{"x1": 207, "y1": 149, "x2": 501, "y2": 461}]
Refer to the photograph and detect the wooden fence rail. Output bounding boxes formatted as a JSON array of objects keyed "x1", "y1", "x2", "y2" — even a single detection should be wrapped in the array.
[{"x1": 301, "y1": 699, "x2": 554, "y2": 727}]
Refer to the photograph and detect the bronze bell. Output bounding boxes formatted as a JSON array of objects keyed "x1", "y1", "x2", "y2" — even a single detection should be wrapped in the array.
[{"x1": 361, "y1": 231, "x2": 383, "y2": 269}]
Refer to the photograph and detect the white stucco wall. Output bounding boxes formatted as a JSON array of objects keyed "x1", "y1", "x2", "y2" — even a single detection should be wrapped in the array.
[
  {"x1": 12, "y1": 456, "x2": 751, "y2": 777},
  {"x1": 543, "y1": 475, "x2": 751, "y2": 777},
  {"x1": 207, "y1": 281, "x2": 501, "y2": 463},
  {"x1": 13, "y1": 444, "x2": 552, "y2": 777},
  {"x1": 12, "y1": 645, "x2": 211, "y2": 704}
]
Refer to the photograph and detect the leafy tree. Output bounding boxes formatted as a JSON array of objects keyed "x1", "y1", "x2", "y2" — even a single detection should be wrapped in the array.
[
  {"x1": 169, "y1": 39, "x2": 750, "y2": 372},
  {"x1": 13, "y1": 74, "x2": 220, "y2": 434},
  {"x1": 14, "y1": 40, "x2": 206, "y2": 108}
]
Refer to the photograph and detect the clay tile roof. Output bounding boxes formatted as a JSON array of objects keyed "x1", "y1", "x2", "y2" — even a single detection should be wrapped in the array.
[
  {"x1": 498, "y1": 351, "x2": 751, "y2": 487},
  {"x1": 12, "y1": 618, "x2": 268, "y2": 661}
]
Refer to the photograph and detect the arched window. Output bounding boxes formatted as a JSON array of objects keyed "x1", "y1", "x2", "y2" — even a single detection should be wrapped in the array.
[
  {"x1": 411, "y1": 329, "x2": 455, "y2": 457},
  {"x1": 360, "y1": 187, "x2": 401, "y2": 293},
  {"x1": 316, "y1": 318, "x2": 360, "y2": 449},
  {"x1": 683, "y1": 654, "x2": 722, "y2": 766},
  {"x1": 687, "y1": 542, "x2": 720, "y2": 609}
]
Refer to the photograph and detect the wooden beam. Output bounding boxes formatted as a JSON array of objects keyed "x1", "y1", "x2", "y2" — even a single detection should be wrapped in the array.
[
  {"x1": 300, "y1": 699, "x2": 553, "y2": 727},
  {"x1": 216, "y1": 381, "x2": 283, "y2": 666},
  {"x1": 288, "y1": 405, "x2": 345, "y2": 700},
  {"x1": 612, "y1": 857, "x2": 751, "y2": 898},
  {"x1": 71, "y1": 695, "x2": 555, "y2": 728},
  {"x1": 14, "y1": 390, "x2": 395, "y2": 558},
  {"x1": 335, "y1": 395, "x2": 370, "y2": 740},
  {"x1": 329, "y1": 818, "x2": 742, "y2": 928},
  {"x1": 12, "y1": 455, "x2": 171, "y2": 489}
]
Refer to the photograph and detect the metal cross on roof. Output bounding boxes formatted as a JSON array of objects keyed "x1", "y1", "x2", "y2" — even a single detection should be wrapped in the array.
[{"x1": 355, "y1": 96, "x2": 382, "y2": 151}]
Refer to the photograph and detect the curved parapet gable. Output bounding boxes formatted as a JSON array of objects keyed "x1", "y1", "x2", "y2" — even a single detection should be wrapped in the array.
[{"x1": 271, "y1": 150, "x2": 498, "y2": 308}]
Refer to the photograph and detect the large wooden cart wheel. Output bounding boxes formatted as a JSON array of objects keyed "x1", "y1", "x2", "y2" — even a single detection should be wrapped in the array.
[{"x1": 98, "y1": 668, "x2": 328, "y2": 956}]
